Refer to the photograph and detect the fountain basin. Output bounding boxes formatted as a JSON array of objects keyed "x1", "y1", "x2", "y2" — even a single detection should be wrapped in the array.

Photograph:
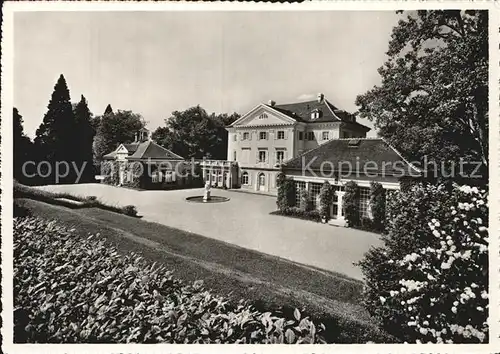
[{"x1": 186, "y1": 196, "x2": 230, "y2": 203}]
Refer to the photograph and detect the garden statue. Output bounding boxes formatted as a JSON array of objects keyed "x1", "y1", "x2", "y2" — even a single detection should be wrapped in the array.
[{"x1": 203, "y1": 181, "x2": 211, "y2": 202}]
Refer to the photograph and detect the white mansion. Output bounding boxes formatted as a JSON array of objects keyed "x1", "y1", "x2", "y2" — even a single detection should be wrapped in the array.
[
  {"x1": 204, "y1": 93, "x2": 369, "y2": 194},
  {"x1": 200, "y1": 93, "x2": 420, "y2": 223}
]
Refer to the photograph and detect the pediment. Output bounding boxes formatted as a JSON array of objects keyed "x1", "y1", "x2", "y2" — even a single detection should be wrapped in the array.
[
  {"x1": 116, "y1": 144, "x2": 128, "y2": 153},
  {"x1": 232, "y1": 104, "x2": 295, "y2": 127}
]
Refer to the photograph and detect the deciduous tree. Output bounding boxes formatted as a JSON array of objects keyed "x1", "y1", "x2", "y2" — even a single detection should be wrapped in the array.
[
  {"x1": 93, "y1": 110, "x2": 145, "y2": 161},
  {"x1": 152, "y1": 106, "x2": 239, "y2": 160},
  {"x1": 355, "y1": 11, "x2": 488, "y2": 177}
]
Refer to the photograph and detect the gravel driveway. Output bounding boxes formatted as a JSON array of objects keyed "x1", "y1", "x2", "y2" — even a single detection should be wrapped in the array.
[{"x1": 37, "y1": 183, "x2": 383, "y2": 280}]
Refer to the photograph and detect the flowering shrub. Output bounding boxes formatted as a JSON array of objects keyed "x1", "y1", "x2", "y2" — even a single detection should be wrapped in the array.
[
  {"x1": 14, "y1": 217, "x2": 327, "y2": 343},
  {"x1": 358, "y1": 184, "x2": 488, "y2": 343}
]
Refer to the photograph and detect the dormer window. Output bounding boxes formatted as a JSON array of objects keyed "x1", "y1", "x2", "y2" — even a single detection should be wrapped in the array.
[
  {"x1": 259, "y1": 113, "x2": 268, "y2": 120},
  {"x1": 311, "y1": 109, "x2": 321, "y2": 120}
]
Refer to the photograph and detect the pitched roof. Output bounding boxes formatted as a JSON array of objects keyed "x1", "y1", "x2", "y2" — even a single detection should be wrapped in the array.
[
  {"x1": 127, "y1": 141, "x2": 184, "y2": 160},
  {"x1": 103, "y1": 141, "x2": 184, "y2": 161},
  {"x1": 267, "y1": 99, "x2": 369, "y2": 131},
  {"x1": 102, "y1": 143, "x2": 140, "y2": 160},
  {"x1": 123, "y1": 143, "x2": 139, "y2": 154},
  {"x1": 283, "y1": 138, "x2": 421, "y2": 177}
]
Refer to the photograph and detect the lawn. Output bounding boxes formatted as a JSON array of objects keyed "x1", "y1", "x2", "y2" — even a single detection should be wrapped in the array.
[{"x1": 16, "y1": 198, "x2": 394, "y2": 343}]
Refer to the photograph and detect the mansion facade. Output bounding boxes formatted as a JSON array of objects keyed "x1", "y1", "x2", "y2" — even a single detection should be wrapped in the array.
[
  {"x1": 200, "y1": 93, "x2": 420, "y2": 225},
  {"x1": 225, "y1": 93, "x2": 370, "y2": 195}
]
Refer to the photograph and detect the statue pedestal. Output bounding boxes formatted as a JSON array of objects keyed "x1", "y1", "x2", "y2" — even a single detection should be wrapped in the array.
[{"x1": 203, "y1": 191, "x2": 211, "y2": 202}]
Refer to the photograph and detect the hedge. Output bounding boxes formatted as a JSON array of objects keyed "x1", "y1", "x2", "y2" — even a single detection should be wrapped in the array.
[
  {"x1": 14, "y1": 217, "x2": 328, "y2": 344},
  {"x1": 271, "y1": 207, "x2": 321, "y2": 223},
  {"x1": 14, "y1": 181, "x2": 139, "y2": 218}
]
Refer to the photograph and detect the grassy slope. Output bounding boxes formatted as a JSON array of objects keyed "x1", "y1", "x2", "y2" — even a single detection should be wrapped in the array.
[{"x1": 18, "y1": 198, "x2": 394, "y2": 343}]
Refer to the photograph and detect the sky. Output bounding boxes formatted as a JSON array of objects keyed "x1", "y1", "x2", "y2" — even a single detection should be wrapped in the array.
[{"x1": 14, "y1": 11, "x2": 401, "y2": 138}]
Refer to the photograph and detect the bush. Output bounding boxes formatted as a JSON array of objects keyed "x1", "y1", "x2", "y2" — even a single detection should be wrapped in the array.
[
  {"x1": 101, "y1": 161, "x2": 119, "y2": 185},
  {"x1": 272, "y1": 207, "x2": 321, "y2": 223},
  {"x1": 14, "y1": 199, "x2": 31, "y2": 217},
  {"x1": 276, "y1": 173, "x2": 295, "y2": 210},
  {"x1": 298, "y1": 189, "x2": 312, "y2": 212},
  {"x1": 318, "y1": 181, "x2": 334, "y2": 222},
  {"x1": 357, "y1": 184, "x2": 488, "y2": 343},
  {"x1": 369, "y1": 182, "x2": 386, "y2": 232},
  {"x1": 122, "y1": 162, "x2": 143, "y2": 189},
  {"x1": 344, "y1": 181, "x2": 360, "y2": 227},
  {"x1": 359, "y1": 217, "x2": 374, "y2": 231},
  {"x1": 14, "y1": 217, "x2": 327, "y2": 343},
  {"x1": 122, "y1": 205, "x2": 138, "y2": 217}
]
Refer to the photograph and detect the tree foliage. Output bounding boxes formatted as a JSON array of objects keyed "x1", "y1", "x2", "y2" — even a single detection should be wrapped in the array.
[
  {"x1": 73, "y1": 95, "x2": 96, "y2": 182},
  {"x1": 355, "y1": 11, "x2": 488, "y2": 175},
  {"x1": 14, "y1": 108, "x2": 33, "y2": 183},
  {"x1": 93, "y1": 110, "x2": 145, "y2": 162},
  {"x1": 152, "y1": 106, "x2": 240, "y2": 160},
  {"x1": 34, "y1": 74, "x2": 77, "y2": 164}
]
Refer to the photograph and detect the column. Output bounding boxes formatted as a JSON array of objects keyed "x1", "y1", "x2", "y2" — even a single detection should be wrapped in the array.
[{"x1": 336, "y1": 191, "x2": 345, "y2": 221}]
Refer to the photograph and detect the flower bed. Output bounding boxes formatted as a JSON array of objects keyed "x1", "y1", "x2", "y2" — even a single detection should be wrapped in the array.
[{"x1": 14, "y1": 217, "x2": 328, "y2": 343}]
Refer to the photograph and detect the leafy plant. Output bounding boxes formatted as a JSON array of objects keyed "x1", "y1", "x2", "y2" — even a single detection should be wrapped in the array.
[
  {"x1": 318, "y1": 181, "x2": 334, "y2": 222},
  {"x1": 272, "y1": 207, "x2": 321, "y2": 223},
  {"x1": 369, "y1": 182, "x2": 386, "y2": 232},
  {"x1": 122, "y1": 205, "x2": 138, "y2": 217},
  {"x1": 344, "y1": 181, "x2": 360, "y2": 227},
  {"x1": 13, "y1": 217, "x2": 328, "y2": 344},
  {"x1": 276, "y1": 173, "x2": 295, "y2": 211},
  {"x1": 298, "y1": 189, "x2": 312, "y2": 212}
]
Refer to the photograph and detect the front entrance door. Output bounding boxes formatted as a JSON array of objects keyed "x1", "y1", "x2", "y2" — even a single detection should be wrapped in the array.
[{"x1": 258, "y1": 173, "x2": 266, "y2": 192}]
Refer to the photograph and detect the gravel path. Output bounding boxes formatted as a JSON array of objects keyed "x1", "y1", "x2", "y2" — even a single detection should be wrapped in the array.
[{"x1": 37, "y1": 183, "x2": 383, "y2": 280}]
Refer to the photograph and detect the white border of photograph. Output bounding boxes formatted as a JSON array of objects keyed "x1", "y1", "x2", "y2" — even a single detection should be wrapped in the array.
[{"x1": 2, "y1": 0, "x2": 499, "y2": 353}]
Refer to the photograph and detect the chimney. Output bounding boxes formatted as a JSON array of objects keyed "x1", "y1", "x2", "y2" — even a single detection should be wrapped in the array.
[
  {"x1": 317, "y1": 93, "x2": 324, "y2": 103},
  {"x1": 268, "y1": 100, "x2": 276, "y2": 107}
]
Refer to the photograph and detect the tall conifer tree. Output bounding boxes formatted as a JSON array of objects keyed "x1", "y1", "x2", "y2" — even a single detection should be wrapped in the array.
[
  {"x1": 13, "y1": 108, "x2": 33, "y2": 183},
  {"x1": 34, "y1": 74, "x2": 77, "y2": 183},
  {"x1": 73, "y1": 95, "x2": 95, "y2": 182}
]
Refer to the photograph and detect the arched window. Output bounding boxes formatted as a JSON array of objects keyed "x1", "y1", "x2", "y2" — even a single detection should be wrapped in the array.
[{"x1": 241, "y1": 172, "x2": 249, "y2": 185}]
